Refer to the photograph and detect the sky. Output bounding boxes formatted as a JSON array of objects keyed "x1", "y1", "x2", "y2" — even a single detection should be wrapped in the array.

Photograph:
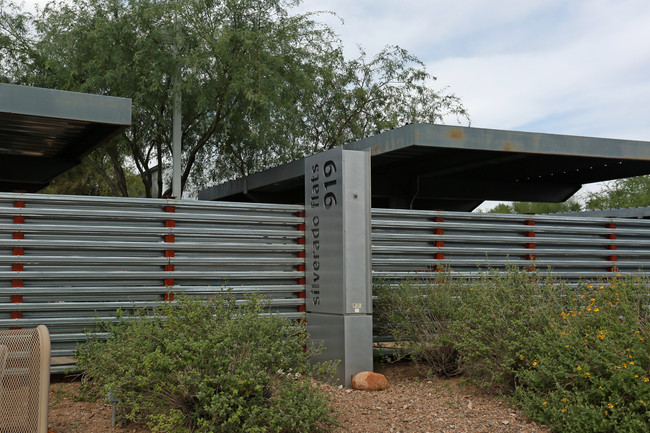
[
  {"x1": 18, "y1": 0, "x2": 650, "y2": 206},
  {"x1": 292, "y1": 0, "x2": 650, "y2": 142}
]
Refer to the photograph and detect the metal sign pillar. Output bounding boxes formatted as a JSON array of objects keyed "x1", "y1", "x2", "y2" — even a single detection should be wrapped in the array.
[{"x1": 304, "y1": 148, "x2": 373, "y2": 386}]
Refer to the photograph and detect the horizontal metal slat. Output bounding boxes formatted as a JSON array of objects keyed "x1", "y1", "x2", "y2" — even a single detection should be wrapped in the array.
[
  {"x1": 0, "y1": 207, "x2": 302, "y2": 225},
  {"x1": 0, "y1": 298, "x2": 306, "y2": 312},
  {"x1": 371, "y1": 245, "x2": 639, "y2": 256},
  {"x1": 371, "y1": 208, "x2": 650, "y2": 226},
  {"x1": 0, "y1": 239, "x2": 303, "y2": 252},
  {"x1": 372, "y1": 219, "x2": 618, "y2": 235},
  {"x1": 4, "y1": 284, "x2": 305, "y2": 295},
  {"x1": 371, "y1": 233, "x2": 650, "y2": 247},
  {"x1": 372, "y1": 270, "x2": 622, "y2": 279},
  {"x1": 0, "y1": 255, "x2": 303, "y2": 266},
  {"x1": 0, "y1": 311, "x2": 305, "y2": 327},
  {"x1": 0, "y1": 270, "x2": 304, "y2": 280},
  {"x1": 0, "y1": 223, "x2": 302, "y2": 239},
  {"x1": 0, "y1": 192, "x2": 304, "y2": 213},
  {"x1": 371, "y1": 258, "x2": 625, "y2": 267}
]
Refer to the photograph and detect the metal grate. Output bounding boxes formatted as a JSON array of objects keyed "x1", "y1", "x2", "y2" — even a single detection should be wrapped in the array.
[{"x1": 0, "y1": 325, "x2": 50, "y2": 433}]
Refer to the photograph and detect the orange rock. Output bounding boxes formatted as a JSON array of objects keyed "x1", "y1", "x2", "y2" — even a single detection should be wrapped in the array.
[{"x1": 351, "y1": 371, "x2": 388, "y2": 391}]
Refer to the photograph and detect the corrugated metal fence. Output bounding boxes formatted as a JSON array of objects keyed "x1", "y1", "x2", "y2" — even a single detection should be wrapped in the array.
[
  {"x1": 372, "y1": 208, "x2": 650, "y2": 283},
  {"x1": 0, "y1": 193, "x2": 306, "y2": 373},
  {"x1": 4, "y1": 194, "x2": 650, "y2": 373}
]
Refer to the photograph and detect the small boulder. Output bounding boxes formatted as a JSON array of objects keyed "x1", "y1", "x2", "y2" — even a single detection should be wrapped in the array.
[{"x1": 351, "y1": 371, "x2": 388, "y2": 391}]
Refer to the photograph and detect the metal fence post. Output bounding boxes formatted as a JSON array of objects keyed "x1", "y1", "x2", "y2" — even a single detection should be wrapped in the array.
[
  {"x1": 296, "y1": 210, "x2": 307, "y2": 314},
  {"x1": 524, "y1": 218, "x2": 536, "y2": 272},
  {"x1": 11, "y1": 199, "x2": 25, "y2": 329},
  {"x1": 163, "y1": 203, "x2": 176, "y2": 301},
  {"x1": 433, "y1": 216, "x2": 444, "y2": 271},
  {"x1": 304, "y1": 148, "x2": 373, "y2": 386},
  {"x1": 605, "y1": 221, "x2": 617, "y2": 273}
]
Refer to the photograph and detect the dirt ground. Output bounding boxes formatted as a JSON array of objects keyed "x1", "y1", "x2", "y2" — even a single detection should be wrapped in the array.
[{"x1": 48, "y1": 362, "x2": 551, "y2": 433}]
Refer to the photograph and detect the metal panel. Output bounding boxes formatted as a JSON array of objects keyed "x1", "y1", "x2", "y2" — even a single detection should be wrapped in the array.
[
  {"x1": 198, "y1": 124, "x2": 650, "y2": 211},
  {"x1": 0, "y1": 84, "x2": 132, "y2": 192},
  {"x1": 305, "y1": 148, "x2": 372, "y2": 314},
  {"x1": 307, "y1": 313, "x2": 373, "y2": 387},
  {"x1": 0, "y1": 83, "x2": 131, "y2": 125},
  {"x1": 371, "y1": 208, "x2": 650, "y2": 282},
  {"x1": 370, "y1": 209, "x2": 650, "y2": 345},
  {"x1": 0, "y1": 193, "x2": 306, "y2": 373}
]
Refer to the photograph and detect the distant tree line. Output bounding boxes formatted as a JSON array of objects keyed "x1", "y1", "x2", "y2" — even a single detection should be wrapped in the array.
[{"x1": 486, "y1": 175, "x2": 650, "y2": 213}]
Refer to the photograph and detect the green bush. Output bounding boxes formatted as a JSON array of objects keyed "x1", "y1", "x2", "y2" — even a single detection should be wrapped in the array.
[
  {"x1": 378, "y1": 269, "x2": 650, "y2": 432},
  {"x1": 77, "y1": 294, "x2": 337, "y2": 433},
  {"x1": 452, "y1": 269, "x2": 564, "y2": 392},
  {"x1": 511, "y1": 277, "x2": 650, "y2": 432},
  {"x1": 374, "y1": 274, "x2": 464, "y2": 376}
]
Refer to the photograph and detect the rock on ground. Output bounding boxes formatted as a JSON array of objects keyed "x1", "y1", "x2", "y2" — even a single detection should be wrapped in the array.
[{"x1": 351, "y1": 371, "x2": 389, "y2": 391}]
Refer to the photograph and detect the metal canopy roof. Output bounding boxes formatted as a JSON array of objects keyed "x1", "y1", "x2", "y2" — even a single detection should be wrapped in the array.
[
  {"x1": 0, "y1": 83, "x2": 131, "y2": 192},
  {"x1": 198, "y1": 123, "x2": 650, "y2": 211}
]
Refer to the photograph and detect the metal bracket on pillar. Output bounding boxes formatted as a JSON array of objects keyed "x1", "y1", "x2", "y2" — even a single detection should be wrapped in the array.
[{"x1": 304, "y1": 147, "x2": 373, "y2": 386}]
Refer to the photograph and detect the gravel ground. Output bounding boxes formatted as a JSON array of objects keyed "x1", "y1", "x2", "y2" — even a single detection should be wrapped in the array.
[{"x1": 48, "y1": 362, "x2": 551, "y2": 433}]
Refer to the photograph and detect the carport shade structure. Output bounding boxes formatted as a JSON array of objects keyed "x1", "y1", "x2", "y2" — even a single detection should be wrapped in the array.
[
  {"x1": 0, "y1": 83, "x2": 131, "y2": 192},
  {"x1": 199, "y1": 123, "x2": 650, "y2": 211}
]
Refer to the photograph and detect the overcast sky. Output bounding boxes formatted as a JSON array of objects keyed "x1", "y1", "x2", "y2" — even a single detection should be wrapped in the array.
[
  {"x1": 19, "y1": 0, "x2": 650, "y2": 204},
  {"x1": 292, "y1": 0, "x2": 650, "y2": 143}
]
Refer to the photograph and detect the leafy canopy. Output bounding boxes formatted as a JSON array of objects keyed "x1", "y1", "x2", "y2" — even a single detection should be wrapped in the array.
[
  {"x1": 585, "y1": 175, "x2": 650, "y2": 210},
  {"x1": 1, "y1": 0, "x2": 468, "y2": 197},
  {"x1": 486, "y1": 199, "x2": 582, "y2": 214}
]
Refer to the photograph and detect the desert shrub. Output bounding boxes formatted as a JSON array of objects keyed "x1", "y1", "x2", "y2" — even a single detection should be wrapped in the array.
[
  {"x1": 77, "y1": 294, "x2": 337, "y2": 433},
  {"x1": 452, "y1": 268, "x2": 564, "y2": 392},
  {"x1": 379, "y1": 269, "x2": 650, "y2": 432},
  {"x1": 511, "y1": 277, "x2": 650, "y2": 432},
  {"x1": 374, "y1": 274, "x2": 464, "y2": 376}
]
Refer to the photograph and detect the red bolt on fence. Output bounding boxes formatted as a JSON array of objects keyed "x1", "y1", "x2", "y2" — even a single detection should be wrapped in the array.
[
  {"x1": 163, "y1": 205, "x2": 176, "y2": 301},
  {"x1": 11, "y1": 200, "x2": 25, "y2": 329},
  {"x1": 605, "y1": 222, "x2": 618, "y2": 273},
  {"x1": 296, "y1": 210, "x2": 307, "y2": 313},
  {"x1": 433, "y1": 217, "x2": 444, "y2": 272},
  {"x1": 524, "y1": 219, "x2": 536, "y2": 272}
]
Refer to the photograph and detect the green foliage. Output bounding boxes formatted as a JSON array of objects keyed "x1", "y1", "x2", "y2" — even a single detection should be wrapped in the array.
[
  {"x1": 374, "y1": 275, "x2": 463, "y2": 377},
  {"x1": 40, "y1": 153, "x2": 145, "y2": 197},
  {"x1": 378, "y1": 270, "x2": 650, "y2": 432},
  {"x1": 487, "y1": 199, "x2": 582, "y2": 214},
  {"x1": 77, "y1": 294, "x2": 337, "y2": 432},
  {"x1": 586, "y1": 175, "x2": 650, "y2": 210},
  {"x1": 452, "y1": 269, "x2": 563, "y2": 392},
  {"x1": 1, "y1": 0, "x2": 468, "y2": 197},
  {"x1": 512, "y1": 278, "x2": 650, "y2": 432},
  {"x1": 486, "y1": 203, "x2": 516, "y2": 213}
]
